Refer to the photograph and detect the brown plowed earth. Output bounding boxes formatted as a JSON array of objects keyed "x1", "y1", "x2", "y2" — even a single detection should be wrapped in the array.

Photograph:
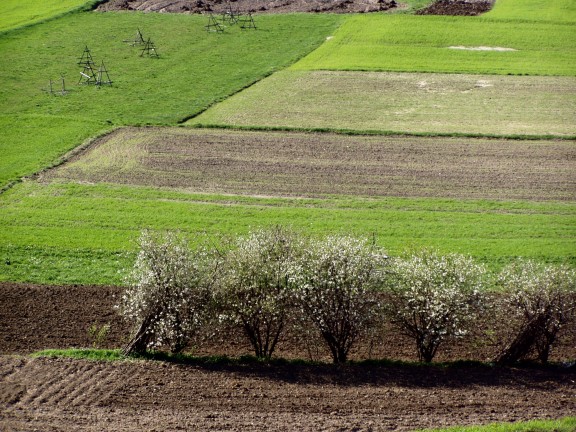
[
  {"x1": 96, "y1": 0, "x2": 399, "y2": 14},
  {"x1": 1, "y1": 282, "x2": 575, "y2": 430},
  {"x1": 416, "y1": 0, "x2": 494, "y2": 16}
]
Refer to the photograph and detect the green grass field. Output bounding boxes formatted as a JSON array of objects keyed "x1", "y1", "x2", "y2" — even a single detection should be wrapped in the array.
[
  {"x1": 190, "y1": 70, "x2": 576, "y2": 136},
  {"x1": 1, "y1": 182, "x2": 574, "y2": 284},
  {"x1": 0, "y1": 0, "x2": 96, "y2": 32},
  {"x1": 292, "y1": 14, "x2": 576, "y2": 75},
  {"x1": 485, "y1": 0, "x2": 576, "y2": 22},
  {"x1": 0, "y1": 11, "x2": 342, "y2": 188}
]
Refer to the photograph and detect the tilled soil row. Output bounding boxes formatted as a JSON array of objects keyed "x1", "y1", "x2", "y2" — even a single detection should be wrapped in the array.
[{"x1": 1, "y1": 355, "x2": 575, "y2": 431}]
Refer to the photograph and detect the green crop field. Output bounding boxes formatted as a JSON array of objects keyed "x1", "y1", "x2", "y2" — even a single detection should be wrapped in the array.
[
  {"x1": 1, "y1": 182, "x2": 574, "y2": 284},
  {"x1": 485, "y1": 0, "x2": 576, "y2": 22},
  {"x1": 0, "y1": 0, "x2": 96, "y2": 32},
  {"x1": 190, "y1": 70, "x2": 576, "y2": 136},
  {"x1": 292, "y1": 14, "x2": 576, "y2": 76}
]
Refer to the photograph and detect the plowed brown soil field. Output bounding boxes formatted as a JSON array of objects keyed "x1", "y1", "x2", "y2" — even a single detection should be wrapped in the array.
[
  {"x1": 43, "y1": 128, "x2": 576, "y2": 201},
  {"x1": 1, "y1": 282, "x2": 575, "y2": 431},
  {"x1": 96, "y1": 0, "x2": 493, "y2": 15}
]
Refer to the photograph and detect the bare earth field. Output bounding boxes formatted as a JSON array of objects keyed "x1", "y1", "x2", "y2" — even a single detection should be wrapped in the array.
[
  {"x1": 0, "y1": 282, "x2": 575, "y2": 431},
  {"x1": 44, "y1": 127, "x2": 576, "y2": 201},
  {"x1": 97, "y1": 0, "x2": 400, "y2": 14},
  {"x1": 96, "y1": 0, "x2": 493, "y2": 15}
]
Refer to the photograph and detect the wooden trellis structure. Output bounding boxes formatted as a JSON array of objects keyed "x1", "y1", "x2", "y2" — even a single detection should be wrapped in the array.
[
  {"x1": 78, "y1": 46, "x2": 97, "y2": 84},
  {"x1": 221, "y1": 2, "x2": 240, "y2": 25},
  {"x1": 239, "y1": 12, "x2": 257, "y2": 30},
  {"x1": 95, "y1": 60, "x2": 112, "y2": 87},
  {"x1": 205, "y1": 13, "x2": 224, "y2": 33},
  {"x1": 124, "y1": 28, "x2": 145, "y2": 46},
  {"x1": 140, "y1": 37, "x2": 159, "y2": 58}
]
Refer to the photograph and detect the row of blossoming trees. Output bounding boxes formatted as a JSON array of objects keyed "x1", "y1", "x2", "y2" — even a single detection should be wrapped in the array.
[{"x1": 119, "y1": 227, "x2": 575, "y2": 364}]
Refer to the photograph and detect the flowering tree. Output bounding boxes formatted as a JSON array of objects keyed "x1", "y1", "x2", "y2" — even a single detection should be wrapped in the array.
[
  {"x1": 384, "y1": 250, "x2": 486, "y2": 363},
  {"x1": 291, "y1": 235, "x2": 387, "y2": 364},
  {"x1": 119, "y1": 230, "x2": 213, "y2": 356},
  {"x1": 495, "y1": 260, "x2": 576, "y2": 365},
  {"x1": 216, "y1": 227, "x2": 301, "y2": 360}
]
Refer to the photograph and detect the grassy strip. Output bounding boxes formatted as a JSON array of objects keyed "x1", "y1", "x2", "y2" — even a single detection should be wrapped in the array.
[
  {"x1": 1, "y1": 182, "x2": 574, "y2": 285},
  {"x1": 417, "y1": 417, "x2": 576, "y2": 432},
  {"x1": 292, "y1": 14, "x2": 576, "y2": 76},
  {"x1": 32, "y1": 348, "x2": 124, "y2": 361},
  {"x1": 484, "y1": 0, "x2": 576, "y2": 23},
  {"x1": 189, "y1": 71, "x2": 576, "y2": 136},
  {"x1": 0, "y1": 12, "x2": 342, "y2": 188}
]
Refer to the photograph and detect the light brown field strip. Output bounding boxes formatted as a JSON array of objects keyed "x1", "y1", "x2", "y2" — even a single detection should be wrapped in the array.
[{"x1": 44, "y1": 127, "x2": 576, "y2": 201}]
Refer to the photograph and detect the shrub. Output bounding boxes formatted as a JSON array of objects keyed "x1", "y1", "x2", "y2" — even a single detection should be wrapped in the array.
[
  {"x1": 384, "y1": 250, "x2": 487, "y2": 363},
  {"x1": 291, "y1": 235, "x2": 387, "y2": 364},
  {"x1": 216, "y1": 226, "x2": 302, "y2": 360},
  {"x1": 495, "y1": 260, "x2": 576, "y2": 365},
  {"x1": 119, "y1": 230, "x2": 213, "y2": 356}
]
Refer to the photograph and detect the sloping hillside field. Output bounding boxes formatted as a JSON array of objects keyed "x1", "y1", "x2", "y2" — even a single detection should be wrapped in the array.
[{"x1": 190, "y1": 71, "x2": 576, "y2": 136}]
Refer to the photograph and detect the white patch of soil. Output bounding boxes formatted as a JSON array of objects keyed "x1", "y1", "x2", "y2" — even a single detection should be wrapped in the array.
[{"x1": 448, "y1": 46, "x2": 517, "y2": 51}]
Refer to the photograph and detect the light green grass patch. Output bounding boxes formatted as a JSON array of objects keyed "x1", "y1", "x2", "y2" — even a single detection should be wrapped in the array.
[
  {"x1": 190, "y1": 70, "x2": 576, "y2": 137},
  {"x1": 417, "y1": 416, "x2": 576, "y2": 432},
  {"x1": 0, "y1": 0, "x2": 96, "y2": 32},
  {"x1": 1, "y1": 182, "x2": 574, "y2": 285},
  {"x1": 32, "y1": 348, "x2": 124, "y2": 361},
  {"x1": 485, "y1": 0, "x2": 576, "y2": 23},
  {"x1": 0, "y1": 115, "x2": 108, "y2": 189},
  {"x1": 0, "y1": 12, "x2": 342, "y2": 188},
  {"x1": 292, "y1": 14, "x2": 576, "y2": 76}
]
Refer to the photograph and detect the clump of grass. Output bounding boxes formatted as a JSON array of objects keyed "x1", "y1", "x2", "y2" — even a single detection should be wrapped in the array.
[{"x1": 32, "y1": 348, "x2": 123, "y2": 361}]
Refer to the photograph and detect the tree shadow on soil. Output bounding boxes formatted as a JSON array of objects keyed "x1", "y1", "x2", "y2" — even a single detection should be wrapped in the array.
[{"x1": 136, "y1": 352, "x2": 575, "y2": 389}]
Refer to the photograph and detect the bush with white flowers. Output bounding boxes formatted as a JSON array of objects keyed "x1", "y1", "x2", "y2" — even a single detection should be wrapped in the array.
[
  {"x1": 291, "y1": 235, "x2": 387, "y2": 364},
  {"x1": 119, "y1": 230, "x2": 214, "y2": 355},
  {"x1": 384, "y1": 250, "x2": 487, "y2": 363},
  {"x1": 216, "y1": 226, "x2": 302, "y2": 359},
  {"x1": 495, "y1": 260, "x2": 576, "y2": 365}
]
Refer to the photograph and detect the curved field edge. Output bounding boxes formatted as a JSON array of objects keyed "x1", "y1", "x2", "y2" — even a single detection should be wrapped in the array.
[
  {"x1": 188, "y1": 71, "x2": 576, "y2": 137},
  {"x1": 0, "y1": 11, "x2": 343, "y2": 188},
  {"x1": 0, "y1": 0, "x2": 102, "y2": 33}
]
